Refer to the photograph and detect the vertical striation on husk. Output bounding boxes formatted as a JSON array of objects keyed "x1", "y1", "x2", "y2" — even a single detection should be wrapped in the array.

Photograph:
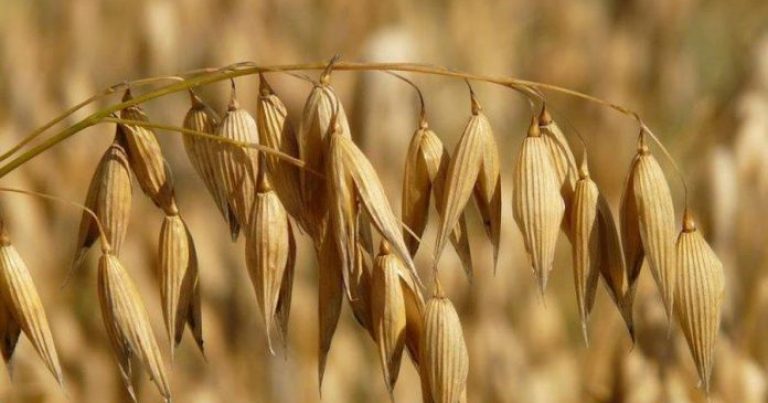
[
  {"x1": 317, "y1": 229, "x2": 343, "y2": 393},
  {"x1": 74, "y1": 141, "x2": 132, "y2": 269},
  {"x1": 0, "y1": 221, "x2": 62, "y2": 384},
  {"x1": 512, "y1": 116, "x2": 565, "y2": 295},
  {"x1": 98, "y1": 253, "x2": 170, "y2": 402},
  {"x1": 674, "y1": 211, "x2": 724, "y2": 393},
  {"x1": 538, "y1": 105, "x2": 577, "y2": 239}
]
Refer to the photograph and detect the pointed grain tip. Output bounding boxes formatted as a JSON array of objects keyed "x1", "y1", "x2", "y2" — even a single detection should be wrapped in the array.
[
  {"x1": 682, "y1": 209, "x2": 696, "y2": 232},
  {"x1": 527, "y1": 115, "x2": 541, "y2": 137},
  {"x1": 538, "y1": 103, "x2": 553, "y2": 125}
]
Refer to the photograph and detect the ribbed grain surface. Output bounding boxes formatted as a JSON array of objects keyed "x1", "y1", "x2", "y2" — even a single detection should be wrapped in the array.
[
  {"x1": 571, "y1": 174, "x2": 600, "y2": 344},
  {"x1": 619, "y1": 150, "x2": 644, "y2": 310},
  {"x1": 97, "y1": 254, "x2": 170, "y2": 401},
  {"x1": 675, "y1": 223, "x2": 724, "y2": 393},
  {"x1": 512, "y1": 130, "x2": 565, "y2": 295},
  {"x1": 0, "y1": 243, "x2": 62, "y2": 384},
  {"x1": 540, "y1": 118, "x2": 577, "y2": 238},
  {"x1": 421, "y1": 295, "x2": 468, "y2": 403},
  {"x1": 74, "y1": 142, "x2": 132, "y2": 268},
  {"x1": 371, "y1": 245, "x2": 407, "y2": 392}
]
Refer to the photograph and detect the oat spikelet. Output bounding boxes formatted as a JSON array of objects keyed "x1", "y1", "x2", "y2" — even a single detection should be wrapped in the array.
[
  {"x1": 619, "y1": 142, "x2": 644, "y2": 319},
  {"x1": 275, "y1": 222, "x2": 296, "y2": 352},
  {"x1": 117, "y1": 89, "x2": 177, "y2": 214},
  {"x1": 348, "y1": 214, "x2": 374, "y2": 336},
  {"x1": 434, "y1": 92, "x2": 501, "y2": 271},
  {"x1": 317, "y1": 231, "x2": 343, "y2": 392},
  {"x1": 327, "y1": 126, "x2": 421, "y2": 295},
  {"x1": 298, "y1": 76, "x2": 351, "y2": 234},
  {"x1": 0, "y1": 223, "x2": 62, "y2": 384},
  {"x1": 421, "y1": 284, "x2": 469, "y2": 403},
  {"x1": 182, "y1": 91, "x2": 240, "y2": 240},
  {"x1": 98, "y1": 253, "x2": 170, "y2": 401},
  {"x1": 214, "y1": 83, "x2": 258, "y2": 230},
  {"x1": 512, "y1": 116, "x2": 565, "y2": 295},
  {"x1": 631, "y1": 133, "x2": 677, "y2": 322},
  {"x1": 674, "y1": 210, "x2": 724, "y2": 393},
  {"x1": 0, "y1": 296, "x2": 20, "y2": 377},
  {"x1": 570, "y1": 158, "x2": 601, "y2": 345},
  {"x1": 245, "y1": 171, "x2": 290, "y2": 355},
  {"x1": 538, "y1": 105, "x2": 577, "y2": 238},
  {"x1": 158, "y1": 213, "x2": 204, "y2": 358},
  {"x1": 256, "y1": 75, "x2": 305, "y2": 230},
  {"x1": 403, "y1": 121, "x2": 473, "y2": 278},
  {"x1": 371, "y1": 241, "x2": 408, "y2": 394},
  {"x1": 73, "y1": 141, "x2": 132, "y2": 269}
]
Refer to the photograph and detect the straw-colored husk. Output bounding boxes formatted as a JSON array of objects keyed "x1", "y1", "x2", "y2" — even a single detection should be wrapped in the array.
[
  {"x1": 97, "y1": 253, "x2": 170, "y2": 401},
  {"x1": 0, "y1": 295, "x2": 20, "y2": 376},
  {"x1": 674, "y1": 211, "x2": 725, "y2": 393},
  {"x1": 117, "y1": 89, "x2": 177, "y2": 214},
  {"x1": 421, "y1": 287, "x2": 469, "y2": 403},
  {"x1": 512, "y1": 116, "x2": 565, "y2": 295},
  {"x1": 434, "y1": 94, "x2": 501, "y2": 271},
  {"x1": 317, "y1": 230, "x2": 343, "y2": 392},
  {"x1": 402, "y1": 123, "x2": 473, "y2": 277},
  {"x1": 73, "y1": 141, "x2": 132, "y2": 269},
  {"x1": 182, "y1": 91, "x2": 240, "y2": 239},
  {"x1": 538, "y1": 106, "x2": 577, "y2": 239},
  {"x1": 0, "y1": 225, "x2": 62, "y2": 384},
  {"x1": 158, "y1": 213, "x2": 203, "y2": 357}
]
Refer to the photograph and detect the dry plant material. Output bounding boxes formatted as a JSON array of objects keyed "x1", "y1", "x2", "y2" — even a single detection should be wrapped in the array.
[
  {"x1": 512, "y1": 116, "x2": 565, "y2": 295},
  {"x1": 316, "y1": 230, "x2": 343, "y2": 391},
  {"x1": 98, "y1": 253, "x2": 170, "y2": 402},
  {"x1": 244, "y1": 171, "x2": 294, "y2": 354},
  {"x1": 538, "y1": 105, "x2": 577, "y2": 238},
  {"x1": 275, "y1": 224, "x2": 296, "y2": 350},
  {"x1": 158, "y1": 213, "x2": 203, "y2": 357},
  {"x1": 73, "y1": 141, "x2": 132, "y2": 268},
  {"x1": 256, "y1": 75, "x2": 305, "y2": 230},
  {"x1": 570, "y1": 158, "x2": 600, "y2": 345},
  {"x1": 403, "y1": 118, "x2": 472, "y2": 277},
  {"x1": 298, "y1": 74, "x2": 352, "y2": 234},
  {"x1": 674, "y1": 210, "x2": 724, "y2": 393},
  {"x1": 421, "y1": 284, "x2": 468, "y2": 403},
  {"x1": 182, "y1": 91, "x2": 241, "y2": 239},
  {"x1": 348, "y1": 215, "x2": 374, "y2": 335},
  {"x1": 214, "y1": 83, "x2": 258, "y2": 230},
  {"x1": 434, "y1": 91, "x2": 501, "y2": 272},
  {"x1": 0, "y1": 221, "x2": 62, "y2": 384},
  {"x1": 117, "y1": 89, "x2": 177, "y2": 214},
  {"x1": 621, "y1": 133, "x2": 677, "y2": 322},
  {"x1": 326, "y1": 122, "x2": 421, "y2": 296}
]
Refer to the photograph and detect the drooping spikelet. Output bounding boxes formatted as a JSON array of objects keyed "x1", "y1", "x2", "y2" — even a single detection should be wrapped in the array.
[
  {"x1": 213, "y1": 83, "x2": 258, "y2": 230},
  {"x1": 98, "y1": 253, "x2": 170, "y2": 402},
  {"x1": 73, "y1": 140, "x2": 132, "y2": 269},
  {"x1": 182, "y1": 90, "x2": 240, "y2": 240},
  {"x1": 512, "y1": 116, "x2": 565, "y2": 295},
  {"x1": 674, "y1": 210, "x2": 724, "y2": 393},
  {"x1": 538, "y1": 105, "x2": 577, "y2": 238},
  {"x1": 403, "y1": 119, "x2": 472, "y2": 278},
  {"x1": 256, "y1": 75, "x2": 305, "y2": 230},
  {"x1": 434, "y1": 91, "x2": 501, "y2": 272},
  {"x1": 245, "y1": 170, "x2": 292, "y2": 354},
  {"x1": 621, "y1": 132, "x2": 677, "y2": 322},
  {"x1": 317, "y1": 230, "x2": 343, "y2": 392},
  {"x1": 158, "y1": 213, "x2": 203, "y2": 358},
  {"x1": 371, "y1": 241, "x2": 408, "y2": 394},
  {"x1": 420, "y1": 284, "x2": 469, "y2": 403},
  {"x1": 0, "y1": 220, "x2": 62, "y2": 384},
  {"x1": 117, "y1": 89, "x2": 177, "y2": 214}
]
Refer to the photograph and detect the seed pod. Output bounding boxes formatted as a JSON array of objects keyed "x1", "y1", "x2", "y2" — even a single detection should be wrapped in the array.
[
  {"x1": 570, "y1": 159, "x2": 601, "y2": 345},
  {"x1": 512, "y1": 116, "x2": 565, "y2": 295},
  {"x1": 117, "y1": 89, "x2": 177, "y2": 214},
  {"x1": 627, "y1": 133, "x2": 677, "y2": 322},
  {"x1": 619, "y1": 142, "x2": 644, "y2": 312},
  {"x1": 326, "y1": 126, "x2": 422, "y2": 298},
  {"x1": 256, "y1": 75, "x2": 305, "y2": 230},
  {"x1": 434, "y1": 92, "x2": 501, "y2": 272},
  {"x1": 182, "y1": 91, "x2": 240, "y2": 240},
  {"x1": 214, "y1": 84, "x2": 258, "y2": 230},
  {"x1": 275, "y1": 222, "x2": 296, "y2": 351},
  {"x1": 317, "y1": 231, "x2": 343, "y2": 392},
  {"x1": 98, "y1": 253, "x2": 170, "y2": 401},
  {"x1": 0, "y1": 222, "x2": 62, "y2": 384},
  {"x1": 73, "y1": 141, "x2": 132, "y2": 269},
  {"x1": 538, "y1": 105, "x2": 577, "y2": 238},
  {"x1": 245, "y1": 171, "x2": 291, "y2": 354},
  {"x1": 675, "y1": 211, "x2": 724, "y2": 393},
  {"x1": 371, "y1": 241, "x2": 408, "y2": 393},
  {"x1": 298, "y1": 77, "x2": 351, "y2": 234},
  {"x1": 158, "y1": 213, "x2": 204, "y2": 358},
  {"x1": 403, "y1": 122, "x2": 473, "y2": 278},
  {"x1": 0, "y1": 297, "x2": 20, "y2": 377},
  {"x1": 348, "y1": 212, "x2": 374, "y2": 335},
  {"x1": 421, "y1": 286, "x2": 469, "y2": 403}
]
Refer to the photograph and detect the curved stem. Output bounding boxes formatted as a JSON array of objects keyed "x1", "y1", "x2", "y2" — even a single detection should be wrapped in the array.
[
  {"x1": 640, "y1": 123, "x2": 690, "y2": 209},
  {"x1": 0, "y1": 61, "x2": 644, "y2": 178}
]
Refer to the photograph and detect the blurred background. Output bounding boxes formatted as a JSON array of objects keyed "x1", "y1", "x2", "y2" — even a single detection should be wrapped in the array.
[{"x1": 1, "y1": 0, "x2": 767, "y2": 401}]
